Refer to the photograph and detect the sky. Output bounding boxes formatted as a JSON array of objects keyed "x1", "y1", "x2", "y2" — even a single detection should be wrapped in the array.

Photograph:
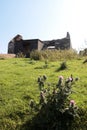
[{"x1": 0, "y1": 0, "x2": 87, "y2": 53}]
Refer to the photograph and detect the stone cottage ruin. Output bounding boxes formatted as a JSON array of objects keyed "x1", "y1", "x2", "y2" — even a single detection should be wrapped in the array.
[{"x1": 8, "y1": 32, "x2": 72, "y2": 57}]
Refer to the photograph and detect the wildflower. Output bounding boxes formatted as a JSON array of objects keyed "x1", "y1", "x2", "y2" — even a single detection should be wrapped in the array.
[
  {"x1": 69, "y1": 77, "x2": 73, "y2": 81},
  {"x1": 70, "y1": 100, "x2": 75, "y2": 107},
  {"x1": 66, "y1": 76, "x2": 73, "y2": 83},
  {"x1": 40, "y1": 91, "x2": 45, "y2": 104},
  {"x1": 59, "y1": 75, "x2": 63, "y2": 80},
  {"x1": 70, "y1": 74, "x2": 73, "y2": 82},
  {"x1": 57, "y1": 75, "x2": 64, "y2": 90}
]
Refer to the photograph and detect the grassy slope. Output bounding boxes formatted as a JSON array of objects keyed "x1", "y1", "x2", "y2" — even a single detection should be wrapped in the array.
[{"x1": 0, "y1": 57, "x2": 87, "y2": 129}]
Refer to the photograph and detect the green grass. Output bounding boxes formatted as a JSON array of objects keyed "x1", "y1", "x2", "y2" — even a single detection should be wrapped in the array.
[{"x1": 0, "y1": 57, "x2": 87, "y2": 130}]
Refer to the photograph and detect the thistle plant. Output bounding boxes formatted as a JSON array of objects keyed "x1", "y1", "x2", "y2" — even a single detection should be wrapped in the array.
[
  {"x1": 29, "y1": 75, "x2": 79, "y2": 130},
  {"x1": 27, "y1": 76, "x2": 78, "y2": 130}
]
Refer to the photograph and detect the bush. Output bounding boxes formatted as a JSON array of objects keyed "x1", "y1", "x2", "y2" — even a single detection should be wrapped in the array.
[
  {"x1": 56, "y1": 61, "x2": 67, "y2": 71},
  {"x1": 83, "y1": 59, "x2": 87, "y2": 64},
  {"x1": 60, "y1": 61, "x2": 67, "y2": 70}
]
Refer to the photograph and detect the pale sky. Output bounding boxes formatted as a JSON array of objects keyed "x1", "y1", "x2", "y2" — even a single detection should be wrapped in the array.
[{"x1": 0, "y1": 0, "x2": 87, "y2": 53}]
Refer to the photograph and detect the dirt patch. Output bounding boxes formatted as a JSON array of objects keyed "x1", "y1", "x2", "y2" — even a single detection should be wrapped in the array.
[{"x1": 0, "y1": 54, "x2": 16, "y2": 58}]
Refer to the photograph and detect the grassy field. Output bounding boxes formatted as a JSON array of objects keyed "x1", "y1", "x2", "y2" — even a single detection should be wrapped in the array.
[{"x1": 0, "y1": 57, "x2": 87, "y2": 130}]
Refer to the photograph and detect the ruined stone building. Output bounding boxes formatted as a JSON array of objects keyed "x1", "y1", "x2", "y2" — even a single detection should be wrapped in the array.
[
  {"x1": 79, "y1": 48, "x2": 87, "y2": 56},
  {"x1": 8, "y1": 32, "x2": 72, "y2": 57}
]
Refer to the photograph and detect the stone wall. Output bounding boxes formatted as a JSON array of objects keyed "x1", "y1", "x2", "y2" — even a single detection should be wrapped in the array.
[{"x1": 42, "y1": 32, "x2": 71, "y2": 50}]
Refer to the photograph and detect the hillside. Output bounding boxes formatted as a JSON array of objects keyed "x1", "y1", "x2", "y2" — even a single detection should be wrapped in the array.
[{"x1": 0, "y1": 57, "x2": 87, "y2": 130}]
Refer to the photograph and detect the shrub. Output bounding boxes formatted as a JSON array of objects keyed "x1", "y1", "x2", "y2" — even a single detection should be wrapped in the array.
[
  {"x1": 59, "y1": 61, "x2": 67, "y2": 70},
  {"x1": 83, "y1": 59, "x2": 87, "y2": 64},
  {"x1": 56, "y1": 61, "x2": 67, "y2": 72}
]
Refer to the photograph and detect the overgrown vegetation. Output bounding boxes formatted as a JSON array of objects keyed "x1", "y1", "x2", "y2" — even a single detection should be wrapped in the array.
[
  {"x1": 0, "y1": 51, "x2": 87, "y2": 130},
  {"x1": 30, "y1": 49, "x2": 78, "y2": 61}
]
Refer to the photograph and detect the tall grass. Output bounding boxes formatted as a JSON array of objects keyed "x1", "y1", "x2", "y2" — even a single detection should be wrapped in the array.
[{"x1": 30, "y1": 49, "x2": 78, "y2": 61}]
